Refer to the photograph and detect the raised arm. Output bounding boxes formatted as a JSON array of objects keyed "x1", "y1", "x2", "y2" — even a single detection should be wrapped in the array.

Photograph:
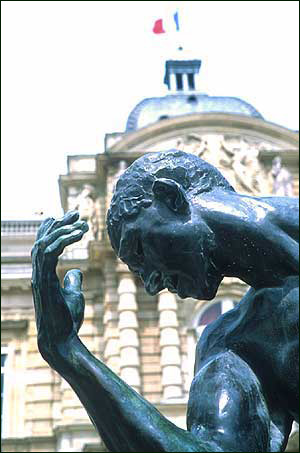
[
  {"x1": 31, "y1": 212, "x2": 278, "y2": 452},
  {"x1": 31, "y1": 212, "x2": 219, "y2": 452}
]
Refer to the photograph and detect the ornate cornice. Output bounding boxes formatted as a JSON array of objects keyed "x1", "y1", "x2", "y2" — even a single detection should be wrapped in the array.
[
  {"x1": 107, "y1": 113, "x2": 299, "y2": 153},
  {"x1": 1, "y1": 319, "x2": 28, "y2": 331},
  {"x1": 1, "y1": 276, "x2": 32, "y2": 291}
]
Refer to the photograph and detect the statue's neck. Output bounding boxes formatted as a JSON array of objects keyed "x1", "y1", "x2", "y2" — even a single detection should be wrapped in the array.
[{"x1": 194, "y1": 191, "x2": 299, "y2": 288}]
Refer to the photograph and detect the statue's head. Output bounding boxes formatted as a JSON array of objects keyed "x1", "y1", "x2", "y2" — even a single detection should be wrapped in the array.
[{"x1": 107, "y1": 150, "x2": 234, "y2": 299}]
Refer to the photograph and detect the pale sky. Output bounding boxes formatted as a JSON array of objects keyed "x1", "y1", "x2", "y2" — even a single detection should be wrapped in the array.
[{"x1": 2, "y1": 1, "x2": 299, "y2": 220}]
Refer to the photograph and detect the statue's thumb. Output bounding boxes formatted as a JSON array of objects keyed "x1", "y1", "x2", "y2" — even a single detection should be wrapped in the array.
[{"x1": 63, "y1": 269, "x2": 83, "y2": 292}]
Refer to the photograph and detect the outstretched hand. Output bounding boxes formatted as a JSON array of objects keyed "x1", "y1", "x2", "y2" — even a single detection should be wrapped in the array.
[{"x1": 31, "y1": 211, "x2": 89, "y2": 364}]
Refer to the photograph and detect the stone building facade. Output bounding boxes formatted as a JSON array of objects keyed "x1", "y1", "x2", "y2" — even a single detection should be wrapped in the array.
[{"x1": 1, "y1": 57, "x2": 299, "y2": 452}]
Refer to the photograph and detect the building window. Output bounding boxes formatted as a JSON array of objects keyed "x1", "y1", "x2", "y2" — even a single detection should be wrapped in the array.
[
  {"x1": 198, "y1": 302, "x2": 222, "y2": 325},
  {"x1": 187, "y1": 74, "x2": 195, "y2": 90},
  {"x1": 1, "y1": 348, "x2": 8, "y2": 435},
  {"x1": 187, "y1": 95, "x2": 197, "y2": 104},
  {"x1": 186, "y1": 299, "x2": 239, "y2": 386},
  {"x1": 175, "y1": 73, "x2": 183, "y2": 90},
  {"x1": 196, "y1": 299, "x2": 237, "y2": 338}
]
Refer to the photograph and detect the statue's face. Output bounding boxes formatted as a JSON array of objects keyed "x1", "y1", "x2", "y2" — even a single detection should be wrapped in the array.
[{"x1": 117, "y1": 200, "x2": 222, "y2": 300}]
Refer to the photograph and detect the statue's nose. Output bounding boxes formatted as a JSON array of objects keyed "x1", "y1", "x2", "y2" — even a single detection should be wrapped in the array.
[{"x1": 145, "y1": 270, "x2": 163, "y2": 295}]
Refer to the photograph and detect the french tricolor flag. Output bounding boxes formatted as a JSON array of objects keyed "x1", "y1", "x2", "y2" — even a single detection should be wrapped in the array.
[{"x1": 152, "y1": 11, "x2": 180, "y2": 34}]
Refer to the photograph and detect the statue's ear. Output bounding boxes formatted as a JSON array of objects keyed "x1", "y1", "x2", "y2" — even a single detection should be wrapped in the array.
[{"x1": 152, "y1": 178, "x2": 190, "y2": 215}]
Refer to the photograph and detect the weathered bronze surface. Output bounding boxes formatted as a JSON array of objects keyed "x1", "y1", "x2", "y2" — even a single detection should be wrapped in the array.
[{"x1": 32, "y1": 150, "x2": 299, "y2": 452}]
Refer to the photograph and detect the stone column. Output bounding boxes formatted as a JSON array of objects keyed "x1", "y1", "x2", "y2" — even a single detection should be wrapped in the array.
[
  {"x1": 194, "y1": 72, "x2": 200, "y2": 91},
  {"x1": 169, "y1": 73, "x2": 177, "y2": 91},
  {"x1": 106, "y1": 167, "x2": 117, "y2": 215},
  {"x1": 158, "y1": 290, "x2": 183, "y2": 400},
  {"x1": 117, "y1": 261, "x2": 141, "y2": 393},
  {"x1": 103, "y1": 259, "x2": 120, "y2": 374},
  {"x1": 183, "y1": 73, "x2": 189, "y2": 92}
]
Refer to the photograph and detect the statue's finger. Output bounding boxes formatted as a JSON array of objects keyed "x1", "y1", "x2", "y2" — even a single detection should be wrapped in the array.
[
  {"x1": 44, "y1": 229, "x2": 85, "y2": 256},
  {"x1": 63, "y1": 269, "x2": 83, "y2": 292},
  {"x1": 36, "y1": 217, "x2": 55, "y2": 240},
  {"x1": 32, "y1": 217, "x2": 55, "y2": 259},
  {"x1": 47, "y1": 211, "x2": 80, "y2": 235},
  {"x1": 40, "y1": 221, "x2": 88, "y2": 249}
]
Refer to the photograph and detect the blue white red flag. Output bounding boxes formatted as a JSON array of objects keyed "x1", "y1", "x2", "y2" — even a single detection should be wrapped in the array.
[{"x1": 152, "y1": 11, "x2": 180, "y2": 34}]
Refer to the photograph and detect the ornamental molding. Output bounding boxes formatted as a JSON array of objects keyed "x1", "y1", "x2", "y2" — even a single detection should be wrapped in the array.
[
  {"x1": 1, "y1": 319, "x2": 28, "y2": 331},
  {"x1": 107, "y1": 113, "x2": 299, "y2": 153},
  {"x1": 1, "y1": 276, "x2": 32, "y2": 291}
]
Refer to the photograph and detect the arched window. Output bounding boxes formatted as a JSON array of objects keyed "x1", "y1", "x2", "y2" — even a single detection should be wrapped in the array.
[
  {"x1": 186, "y1": 299, "x2": 239, "y2": 388},
  {"x1": 198, "y1": 302, "x2": 222, "y2": 325},
  {"x1": 196, "y1": 299, "x2": 237, "y2": 338},
  {"x1": 159, "y1": 115, "x2": 169, "y2": 121},
  {"x1": 187, "y1": 95, "x2": 197, "y2": 104},
  {"x1": 1, "y1": 347, "x2": 8, "y2": 437}
]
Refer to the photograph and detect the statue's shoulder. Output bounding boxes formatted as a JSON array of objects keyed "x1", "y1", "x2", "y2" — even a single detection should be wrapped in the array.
[
  {"x1": 252, "y1": 275, "x2": 298, "y2": 303},
  {"x1": 194, "y1": 278, "x2": 299, "y2": 373},
  {"x1": 263, "y1": 196, "x2": 299, "y2": 234}
]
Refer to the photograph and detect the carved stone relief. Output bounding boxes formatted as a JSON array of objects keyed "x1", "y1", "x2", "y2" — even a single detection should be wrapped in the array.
[
  {"x1": 177, "y1": 133, "x2": 270, "y2": 195},
  {"x1": 67, "y1": 184, "x2": 99, "y2": 241},
  {"x1": 270, "y1": 156, "x2": 294, "y2": 196}
]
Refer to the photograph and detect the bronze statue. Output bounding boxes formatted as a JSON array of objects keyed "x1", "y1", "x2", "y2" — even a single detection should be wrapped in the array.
[{"x1": 31, "y1": 150, "x2": 299, "y2": 452}]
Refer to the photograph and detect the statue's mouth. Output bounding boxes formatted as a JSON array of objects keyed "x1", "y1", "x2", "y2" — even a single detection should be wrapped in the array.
[
  {"x1": 144, "y1": 269, "x2": 220, "y2": 300},
  {"x1": 164, "y1": 273, "x2": 196, "y2": 299}
]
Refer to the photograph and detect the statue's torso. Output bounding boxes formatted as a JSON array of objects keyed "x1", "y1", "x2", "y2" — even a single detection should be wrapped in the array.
[{"x1": 195, "y1": 275, "x2": 299, "y2": 420}]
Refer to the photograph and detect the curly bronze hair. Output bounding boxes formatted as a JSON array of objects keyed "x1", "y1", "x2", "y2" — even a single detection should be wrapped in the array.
[{"x1": 106, "y1": 149, "x2": 235, "y2": 256}]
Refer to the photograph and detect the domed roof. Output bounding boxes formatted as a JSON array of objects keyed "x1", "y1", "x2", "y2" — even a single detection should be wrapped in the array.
[{"x1": 126, "y1": 94, "x2": 263, "y2": 132}]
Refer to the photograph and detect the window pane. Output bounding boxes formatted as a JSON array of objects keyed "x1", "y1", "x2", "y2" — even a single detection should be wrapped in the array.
[
  {"x1": 175, "y1": 73, "x2": 183, "y2": 90},
  {"x1": 1, "y1": 354, "x2": 7, "y2": 368},
  {"x1": 1, "y1": 371, "x2": 4, "y2": 431},
  {"x1": 188, "y1": 73, "x2": 195, "y2": 90},
  {"x1": 1, "y1": 353, "x2": 7, "y2": 435},
  {"x1": 198, "y1": 303, "x2": 222, "y2": 326}
]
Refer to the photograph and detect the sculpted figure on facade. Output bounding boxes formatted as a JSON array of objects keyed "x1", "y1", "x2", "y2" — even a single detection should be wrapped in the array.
[
  {"x1": 221, "y1": 136, "x2": 269, "y2": 194},
  {"x1": 270, "y1": 156, "x2": 294, "y2": 196},
  {"x1": 31, "y1": 150, "x2": 298, "y2": 452},
  {"x1": 179, "y1": 134, "x2": 269, "y2": 195},
  {"x1": 68, "y1": 184, "x2": 99, "y2": 240},
  {"x1": 178, "y1": 133, "x2": 231, "y2": 169}
]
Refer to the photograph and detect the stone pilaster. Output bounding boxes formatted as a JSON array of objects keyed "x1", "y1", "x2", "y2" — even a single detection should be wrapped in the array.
[
  {"x1": 117, "y1": 262, "x2": 141, "y2": 393},
  {"x1": 106, "y1": 161, "x2": 127, "y2": 216},
  {"x1": 103, "y1": 259, "x2": 120, "y2": 374},
  {"x1": 25, "y1": 318, "x2": 55, "y2": 437},
  {"x1": 158, "y1": 290, "x2": 183, "y2": 400},
  {"x1": 106, "y1": 167, "x2": 117, "y2": 215}
]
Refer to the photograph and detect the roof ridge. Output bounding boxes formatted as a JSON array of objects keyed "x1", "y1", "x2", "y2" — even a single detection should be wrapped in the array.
[{"x1": 126, "y1": 94, "x2": 263, "y2": 132}]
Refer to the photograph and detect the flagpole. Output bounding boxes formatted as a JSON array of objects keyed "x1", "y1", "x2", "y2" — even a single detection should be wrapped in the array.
[{"x1": 174, "y1": 10, "x2": 183, "y2": 53}]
